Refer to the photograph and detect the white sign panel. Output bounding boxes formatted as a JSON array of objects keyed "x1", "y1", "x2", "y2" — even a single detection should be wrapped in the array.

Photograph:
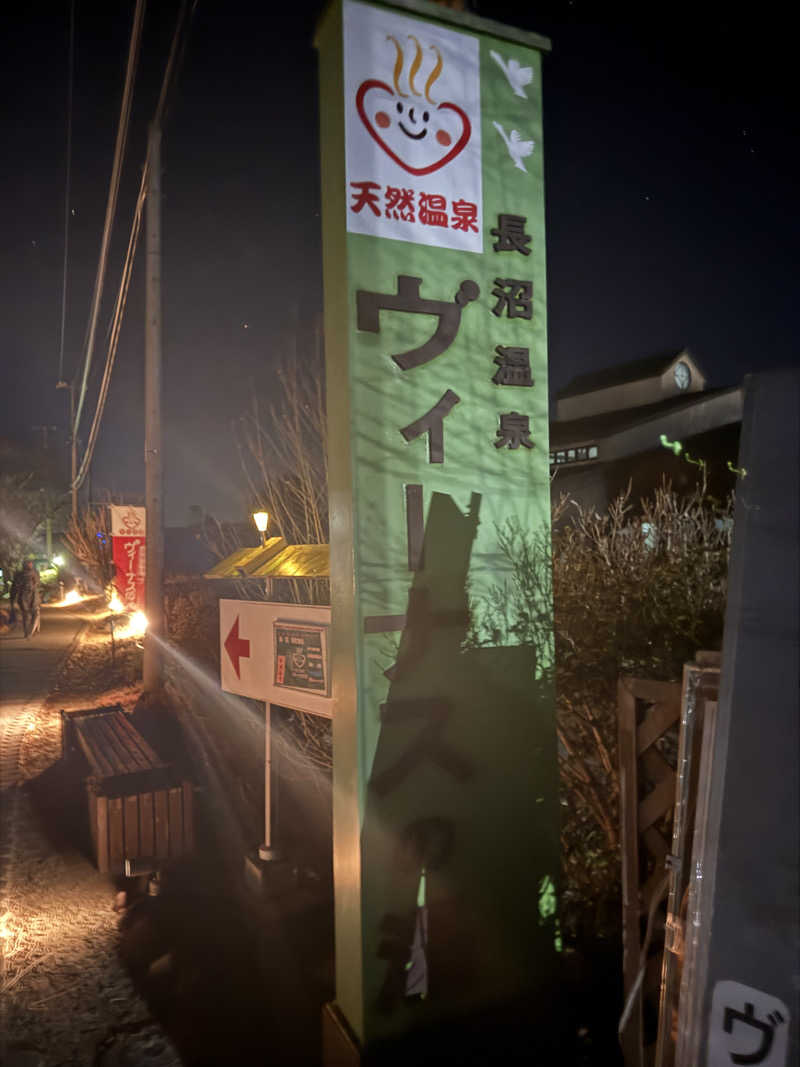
[
  {"x1": 219, "y1": 599, "x2": 333, "y2": 718},
  {"x1": 343, "y1": 0, "x2": 482, "y2": 252},
  {"x1": 219, "y1": 599, "x2": 271, "y2": 699},
  {"x1": 708, "y1": 980, "x2": 790, "y2": 1067},
  {"x1": 109, "y1": 505, "x2": 146, "y2": 537}
]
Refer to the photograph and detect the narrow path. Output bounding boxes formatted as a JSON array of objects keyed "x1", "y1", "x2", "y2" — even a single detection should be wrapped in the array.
[
  {"x1": 1, "y1": 606, "x2": 86, "y2": 791},
  {"x1": 1, "y1": 605, "x2": 88, "y2": 716},
  {"x1": 0, "y1": 604, "x2": 179, "y2": 1066}
]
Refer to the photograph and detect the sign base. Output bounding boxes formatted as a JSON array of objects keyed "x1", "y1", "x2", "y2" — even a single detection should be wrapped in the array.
[
  {"x1": 243, "y1": 849, "x2": 295, "y2": 898},
  {"x1": 257, "y1": 843, "x2": 283, "y2": 862}
]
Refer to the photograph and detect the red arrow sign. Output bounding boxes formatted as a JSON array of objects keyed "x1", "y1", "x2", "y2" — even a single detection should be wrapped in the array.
[{"x1": 224, "y1": 616, "x2": 250, "y2": 679}]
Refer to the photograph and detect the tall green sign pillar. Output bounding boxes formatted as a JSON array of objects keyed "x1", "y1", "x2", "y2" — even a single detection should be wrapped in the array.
[{"x1": 316, "y1": 2, "x2": 559, "y2": 1060}]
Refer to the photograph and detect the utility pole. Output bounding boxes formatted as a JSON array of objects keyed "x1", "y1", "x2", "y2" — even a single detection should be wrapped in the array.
[
  {"x1": 57, "y1": 380, "x2": 78, "y2": 522},
  {"x1": 70, "y1": 389, "x2": 77, "y2": 523},
  {"x1": 143, "y1": 124, "x2": 164, "y2": 693}
]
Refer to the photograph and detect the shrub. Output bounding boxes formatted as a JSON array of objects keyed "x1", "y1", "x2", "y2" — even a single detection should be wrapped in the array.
[{"x1": 478, "y1": 479, "x2": 732, "y2": 939}]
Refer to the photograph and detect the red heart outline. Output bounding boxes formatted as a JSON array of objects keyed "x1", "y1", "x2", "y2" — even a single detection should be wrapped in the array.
[{"x1": 355, "y1": 79, "x2": 471, "y2": 177}]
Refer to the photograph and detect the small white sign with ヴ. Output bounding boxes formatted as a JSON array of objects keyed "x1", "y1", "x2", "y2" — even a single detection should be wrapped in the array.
[{"x1": 708, "y1": 980, "x2": 790, "y2": 1066}]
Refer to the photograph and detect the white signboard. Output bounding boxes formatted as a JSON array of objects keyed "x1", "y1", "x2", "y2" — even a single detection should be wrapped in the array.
[
  {"x1": 219, "y1": 599, "x2": 333, "y2": 718},
  {"x1": 708, "y1": 981, "x2": 790, "y2": 1067},
  {"x1": 343, "y1": 0, "x2": 482, "y2": 252},
  {"x1": 109, "y1": 505, "x2": 146, "y2": 537}
]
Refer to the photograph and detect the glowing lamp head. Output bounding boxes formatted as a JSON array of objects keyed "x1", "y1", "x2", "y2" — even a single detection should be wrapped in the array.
[
  {"x1": 253, "y1": 510, "x2": 270, "y2": 545},
  {"x1": 52, "y1": 554, "x2": 65, "y2": 567}
]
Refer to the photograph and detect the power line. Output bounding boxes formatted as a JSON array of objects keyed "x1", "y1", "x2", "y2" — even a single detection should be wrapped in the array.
[
  {"x1": 57, "y1": 0, "x2": 75, "y2": 385},
  {"x1": 72, "y1": 170, "x2": 147, "y2": 491},
  {"x1": 153, "y1": 0, "x2": 196, "y2": 130},
  {"x1": 71, "y1": 0, "x2": 196, "y2": 493},
  {"x1": 72, "y1": 0, "x2": 146, "y2": 440}
]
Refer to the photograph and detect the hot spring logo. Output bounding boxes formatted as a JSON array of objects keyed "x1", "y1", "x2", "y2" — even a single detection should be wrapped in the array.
[{"x1": 356, "y1": 35, "x2": 471, "y2": 177}]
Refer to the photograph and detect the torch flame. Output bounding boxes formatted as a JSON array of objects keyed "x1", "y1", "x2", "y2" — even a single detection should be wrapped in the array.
[
  {"x1": 116, "y1": 610, "x2": 148, "y2": 640},
  {"x1": 128, "y1": 611, "x2": 148, "y2": 636},
  {"x1": 108, "y1": 592, "x2": 124, "y2": 613},
  {"x1": 0, "y1": 910, "x2": 17, "y2": 943},
  {"x1": 0, "y1": 910, "x2": 24, "y2": 959}
]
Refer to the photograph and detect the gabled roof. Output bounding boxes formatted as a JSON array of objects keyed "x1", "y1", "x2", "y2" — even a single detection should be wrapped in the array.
[
  {"x1": 250, "y1": 544, "x2": 329, "y2": 579},
  {"x1": 550, "y1": 388, "x2": 732, "y2": 446},
  {"x1": 549, "y1": 386, "x2": 742, "y2": 454},
  {"x1": 204, "y1": 537, "x2": 286, "y2": 578},
  {"x1": 204, "y1": 538, "x2": 329, "y2": 579},
  {"x1": 556, "y1": 350, "x2": 693, "y2": 400}
]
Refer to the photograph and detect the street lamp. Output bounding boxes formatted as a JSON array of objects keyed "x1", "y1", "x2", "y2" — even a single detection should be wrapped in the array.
[{"x1": 252, "y1": 510, "x2": 269, "y2": 546}]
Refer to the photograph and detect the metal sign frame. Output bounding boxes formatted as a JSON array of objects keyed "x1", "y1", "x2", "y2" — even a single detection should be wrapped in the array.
[{"x1": 219, "y1": 599, "x2": 333, "y2": 853}]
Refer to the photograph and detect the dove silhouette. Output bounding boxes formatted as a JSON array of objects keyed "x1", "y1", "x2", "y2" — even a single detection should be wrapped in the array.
[
  {"x1": 489, "y1": 50, "x2": 533, "y2": 99},
  {"x1": 493, "y1": 122, "x2": 534, "y2": 173}
]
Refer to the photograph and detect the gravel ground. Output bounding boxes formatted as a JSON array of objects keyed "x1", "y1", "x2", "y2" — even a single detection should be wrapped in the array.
[
  {"x1": 1, "y1": 609, "x2": 180, "y2": 1067},
  {"x1": 0, "y1": 787, "x2": 178, "y2": 1067},
  {"x1": 2, "y1": 602, "x2": 341, "y2": 1066}
]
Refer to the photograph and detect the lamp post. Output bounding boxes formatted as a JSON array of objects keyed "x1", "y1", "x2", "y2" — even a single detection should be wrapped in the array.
[
  {"x1": 252, "y1": 508, "x2": 279, "y2": 865},
  {"x1": 252, "y1": 510, "x2": 269, "y2": 546}
]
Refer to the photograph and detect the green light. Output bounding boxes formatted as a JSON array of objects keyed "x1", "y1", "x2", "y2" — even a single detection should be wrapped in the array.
[
  {"x1": 727, "y1": 460, "x2": 748, "y2": 478},
  {"x1": 684, "y1": 452, "x2": 705, "y2": 468},
  {"x1": 659, "y1": 434, "x2": 683, "y2": 456},
  {"x1": 538, "y1": 875, "x2": 556, "y2": 921},
  {"x1": 537, "y1": 876, "x2": 562, "y2": 951},
  {"x1": 416, "y1": 867, "x2": 427, "y2": 909},
  {"x1": 553, "y1": 918, "x2": 563, "y2": 954}
]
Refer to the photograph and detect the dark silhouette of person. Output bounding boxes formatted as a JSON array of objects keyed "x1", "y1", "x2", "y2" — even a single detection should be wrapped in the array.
[{"x1": 15, "y1": 560, "x2": 41, "y2": 638}]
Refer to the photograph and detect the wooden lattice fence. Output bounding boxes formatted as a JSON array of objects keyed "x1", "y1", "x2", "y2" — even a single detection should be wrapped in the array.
[{"x1": 617, "y1": 657, "x2": 721, "y2": 1067}]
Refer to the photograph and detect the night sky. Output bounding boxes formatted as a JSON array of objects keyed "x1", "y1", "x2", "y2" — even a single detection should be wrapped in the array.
[{"x1": 3, "y1": 1, "x2": 796, "y2": 525}]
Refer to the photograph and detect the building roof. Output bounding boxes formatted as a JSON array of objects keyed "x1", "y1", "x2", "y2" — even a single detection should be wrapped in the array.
[
  {"x1": 556, "y1": 350, "x2": 690, "y2": 400},
  {"x1": 550, "y1": 387, "x2": 735, "y2": 447},
  {"x1": 204, "y1": 537, "x2": 287, "y2": 578},
  {"x1": 204, "y1": 538, "x2": 329, "y2": 580},
  {"x1": 250, "y1": 544, "x2": 329, "y2": 579},
  {"x1": 549, "y1": 386, "x2": 743, "y2": 467}
]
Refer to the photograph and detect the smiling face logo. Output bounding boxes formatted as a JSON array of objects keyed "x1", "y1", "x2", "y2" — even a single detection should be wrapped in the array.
[
  {"x1": 121, "y1": 507, "x2": 143, "y2": 534},
  {"x1": 356, "y1": 35, "x2": 471, "y2": 177}
]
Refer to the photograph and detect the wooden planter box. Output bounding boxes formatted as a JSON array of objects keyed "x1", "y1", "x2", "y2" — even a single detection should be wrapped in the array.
[{"x1": 62, "y1": 705, "x2": 194, "y2": 875}]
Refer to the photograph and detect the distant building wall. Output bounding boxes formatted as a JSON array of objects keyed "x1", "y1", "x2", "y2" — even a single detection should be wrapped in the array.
[{"x1": 549, "y1": 423, "x2": 741, "y2": 517}]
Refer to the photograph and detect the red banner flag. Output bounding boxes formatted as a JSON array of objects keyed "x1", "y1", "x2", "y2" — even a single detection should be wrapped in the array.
[{"x1": 110, "y1": 506, "x2": 146, "y2": 612}]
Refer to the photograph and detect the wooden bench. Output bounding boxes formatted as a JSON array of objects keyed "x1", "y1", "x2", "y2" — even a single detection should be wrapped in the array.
[{"x1": 62, "y1": 705, "x2": 194, "y2": 875}]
